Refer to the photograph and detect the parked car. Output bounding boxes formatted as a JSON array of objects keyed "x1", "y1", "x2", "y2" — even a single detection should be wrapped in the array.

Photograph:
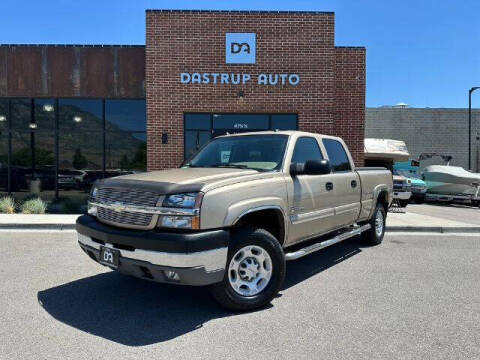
[
  {"x1": 393, "y1": 162, "x2": 427, "y2": 204},
  {"x1": 392, "y1": 175, "x2": 412, "y2": 207},
  {"x1": 77, "y1": 131, "x2": 393, "y2": 310}
]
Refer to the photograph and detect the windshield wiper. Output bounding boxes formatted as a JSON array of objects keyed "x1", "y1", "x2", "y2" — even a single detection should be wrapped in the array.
[{"x1": 211, "y1": 164, "x2": 249, "y2": 169}]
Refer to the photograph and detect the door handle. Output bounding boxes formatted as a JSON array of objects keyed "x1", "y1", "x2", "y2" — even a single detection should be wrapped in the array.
[
  {"x1": 351, "y1": 180, "x2": 357, "y2": 188},
  {"x1": 326, "y1": 182, "x2": 334, "y2": 191}
]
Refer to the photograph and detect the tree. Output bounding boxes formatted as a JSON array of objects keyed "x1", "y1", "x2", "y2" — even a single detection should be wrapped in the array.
[
  {"x1": 130, "y1": 143, "x2": 147, "y2": 171},
  {"x1": 72, "y1": 148, "x2": 88, "y2": 170},
  {"x1": 119, "y1": 154, "x2": 130, "y2": 170}
]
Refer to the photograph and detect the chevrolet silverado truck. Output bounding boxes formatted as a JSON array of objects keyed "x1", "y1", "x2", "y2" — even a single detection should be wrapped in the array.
[{"x1": 77, "y1": 131, "x2": 393, "y2": 310}]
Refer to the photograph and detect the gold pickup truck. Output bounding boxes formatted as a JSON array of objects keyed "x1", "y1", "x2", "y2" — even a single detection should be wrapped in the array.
[{"x1": 77, "y1": 131, "x2": 393, "y2": 310}]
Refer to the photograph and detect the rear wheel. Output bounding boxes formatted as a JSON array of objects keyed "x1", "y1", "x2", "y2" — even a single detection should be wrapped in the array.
[
  {"x1": 363, "y1": 203, "x2": 386, "y2": 245},
  {"x1": 210, "y1": 227, "x2": 285, "y2": 311},
  {"x1": 398, "y1": 199, "x2": 409, "y2": 207}
]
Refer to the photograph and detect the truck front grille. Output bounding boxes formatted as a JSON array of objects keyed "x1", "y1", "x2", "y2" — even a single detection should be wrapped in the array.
[
  {"x1": 96, "y1": 187, "x2": 159, "y2": 228},
  {"x1": 96, "y1": 187, "x2": 159, "y2": 207},
  {"x1": 97, "y1": 207, "x2": 153, "y2": 227}
]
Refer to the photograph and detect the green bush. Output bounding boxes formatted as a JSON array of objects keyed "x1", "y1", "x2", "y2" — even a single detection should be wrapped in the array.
[
  {"x1": 21, "y1": 198, "x2": 47, "y2": 214},
  {"x1": 0, "y1": 196, "x2": 16, "y2": 214}
]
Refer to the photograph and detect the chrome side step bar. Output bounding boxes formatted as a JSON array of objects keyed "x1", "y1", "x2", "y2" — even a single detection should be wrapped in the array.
[{"x1": 284, "y1": 224, "x2": 371, "y2": 261}]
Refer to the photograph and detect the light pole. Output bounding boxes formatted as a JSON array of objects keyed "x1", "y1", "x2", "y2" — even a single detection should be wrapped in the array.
[{"x1": 468, "y1": 87, "x2": 480, "y2": 170}]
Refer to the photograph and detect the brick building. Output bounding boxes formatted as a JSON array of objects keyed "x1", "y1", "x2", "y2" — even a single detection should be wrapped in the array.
[
  {"x1": 146, "y1": 10, "x2": 365, "y2": 170},
  {"x1": 0, "y1": 9, "x2": 365, "y2": 207}
]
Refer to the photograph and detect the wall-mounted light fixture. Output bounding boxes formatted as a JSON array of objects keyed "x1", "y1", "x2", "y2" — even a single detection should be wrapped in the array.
[
  {"x1": 73, "y1": 116, "x2": 83, "y2": 123},
  {"x1": 29, "y1": 123, "x2": 37, "y2": 129},
  {"x1": 0, "y1": 115, "x2": 6, "y2": 122},
  {"x1": 43, "y1": 104, "x2": 54, "y2": 112},
  {"x1": 238, "y1": 90, "x2": 245, "y2": 98}
]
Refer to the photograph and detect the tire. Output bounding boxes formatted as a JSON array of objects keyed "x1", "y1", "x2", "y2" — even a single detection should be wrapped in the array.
[
  {"x1": 210, "y1": 227, "x2": 285, "y2": 311},
  {"x1": 363, "y1": 203, "x2": 386, "y2": 246},
  {"x1": 398, "y1": 199, "x2": 409, "y2": 208}
]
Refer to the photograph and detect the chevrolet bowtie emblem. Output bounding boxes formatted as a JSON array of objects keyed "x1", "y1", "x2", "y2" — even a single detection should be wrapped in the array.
[{"x1": 111, "y1": 202, "x2": 126, "y2": 213}]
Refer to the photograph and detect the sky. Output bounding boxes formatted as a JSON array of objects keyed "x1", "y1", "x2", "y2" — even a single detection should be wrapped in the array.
[{"x1": 1, "y1": 0, "x2": 479, "y2": 108}]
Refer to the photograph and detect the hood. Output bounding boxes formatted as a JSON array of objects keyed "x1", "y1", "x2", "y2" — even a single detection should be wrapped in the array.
[{"x1": 96, "y1": 167, "x2": 275, "y2": 194}]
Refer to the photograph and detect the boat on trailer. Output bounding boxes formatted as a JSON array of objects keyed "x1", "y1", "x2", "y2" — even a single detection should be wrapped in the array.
[{"x1": 419, "y1": 153, "x2": 480, "y2": 206}]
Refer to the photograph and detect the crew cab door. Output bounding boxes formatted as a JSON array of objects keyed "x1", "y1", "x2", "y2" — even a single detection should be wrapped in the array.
[
  {"x1": 321, "y1": 138, "x2": 361, "y2": 226},
  {"x1": 286, "y1": 136, "x2": 337, "y2": 243}
]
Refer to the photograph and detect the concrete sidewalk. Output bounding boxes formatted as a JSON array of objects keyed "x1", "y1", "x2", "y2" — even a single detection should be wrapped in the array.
[
  {"x1": 0, "y1": 214, "x2": 79, "y2": 230},
  {"x1": 1, "y1": 210, "x2": 479, "y2": 233},
  {"x1": 386, "y1": 212, "x2": 480, "y2": 233}
]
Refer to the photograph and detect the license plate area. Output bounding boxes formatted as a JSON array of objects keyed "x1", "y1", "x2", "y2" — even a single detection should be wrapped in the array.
[{"x1": 99, "y1": 246, "x2": 120, "y2": 268}]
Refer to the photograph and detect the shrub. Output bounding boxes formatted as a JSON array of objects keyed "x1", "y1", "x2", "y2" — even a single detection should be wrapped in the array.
[
  {"x1": 60, "y1": 198, "x2": 86, "y2": 214},
  {"x1": 0, "y1": 196, "x2": 16, "y2": 214},
  {"x1": 21, "y1": 198, "x2": 47, "y2": 214}
]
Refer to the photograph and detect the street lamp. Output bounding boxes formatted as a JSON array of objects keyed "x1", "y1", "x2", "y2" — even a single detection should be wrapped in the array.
[{"x1": 468, "y1": 87, "x2": 480, "y2": 170}]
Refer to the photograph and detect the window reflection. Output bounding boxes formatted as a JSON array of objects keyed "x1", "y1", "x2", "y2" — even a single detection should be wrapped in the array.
[
  {"x1": 184, "y1": 113, "x2": 298, "y2": 160},
  {"x1": 106, "y1": 100, "x2": 146, "y2": 132},
  {"x1": 59, "y1": 99, "x2": 102, "y2": 132},
  {"x1": 106, "y1": 132, "x2": 146, "y2": 172},
  {"x1": 0, "y1": 97, "x2": 146, "y2": 212}
]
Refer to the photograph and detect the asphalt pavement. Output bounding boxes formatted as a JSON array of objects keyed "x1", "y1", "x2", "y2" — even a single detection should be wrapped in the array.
[{"x1": 1, "y1": 230, "x2": 479, "y2": 360}]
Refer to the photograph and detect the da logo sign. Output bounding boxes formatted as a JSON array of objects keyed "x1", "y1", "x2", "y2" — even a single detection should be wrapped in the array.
[{"x1": 226, "y1": 33, "x2": 256, "y2": 64}]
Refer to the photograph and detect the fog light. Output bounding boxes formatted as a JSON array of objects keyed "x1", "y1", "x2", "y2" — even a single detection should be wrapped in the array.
[{"x1": 164, "y1": 270, "x2": 180, "y2": 281}]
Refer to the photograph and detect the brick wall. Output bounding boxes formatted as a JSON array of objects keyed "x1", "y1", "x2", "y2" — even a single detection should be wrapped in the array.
[
  {"x1": 146, "y1": 10, "x2": 365, "y2": 170},
  {"x1": 333, "y1": 47, "x2": 366, "y2": 165}
]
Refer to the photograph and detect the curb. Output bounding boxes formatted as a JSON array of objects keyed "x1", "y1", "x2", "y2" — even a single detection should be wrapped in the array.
[
  {"x1": 0, "y1": 224, "x2": 479, "y2": 234},
  {"x1": 0, "y1": 224, "x2": 76, "y2": 231},
  {"x1": 386, "y1": 226, "x2": 480, "y2": 234}
]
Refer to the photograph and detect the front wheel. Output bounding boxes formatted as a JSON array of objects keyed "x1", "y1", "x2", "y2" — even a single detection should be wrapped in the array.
[
  {"x1": 210, "y1": 227, "x2": 285, "y2": 311},
  {"x1": 363, "y1": 203, "x2": 386, "y2": 245}
]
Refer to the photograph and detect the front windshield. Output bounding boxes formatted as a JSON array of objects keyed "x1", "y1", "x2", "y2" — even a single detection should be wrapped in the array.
[
  {"x1": 185, "y1": 135, "x2": 289, "y2": 171},
  {"x1": 394, "y1": 169, "x2": 421, "y2": 179}
]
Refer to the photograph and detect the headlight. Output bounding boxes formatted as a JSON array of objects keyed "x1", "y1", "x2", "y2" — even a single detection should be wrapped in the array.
[
  {"x1": 159, "y1": 216, "x2": 197, "y2": 229},
  {"x1": 158, "y1": 192, "x2": 203, "y2": 229},
  {"x1": 88, "y1": 186, "x2": 98, "y2": 216},
  {"x1": 162, "y1": 193, "x2": 198, "y2": 208},
  {"x1": 90, "y1": 186, "x2": 98, "y2": 200}
]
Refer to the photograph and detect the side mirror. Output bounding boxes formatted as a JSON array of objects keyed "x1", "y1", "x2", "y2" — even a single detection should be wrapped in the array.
[{"x1": 290, "y1": 159, "x2": 331, "y2": 176}]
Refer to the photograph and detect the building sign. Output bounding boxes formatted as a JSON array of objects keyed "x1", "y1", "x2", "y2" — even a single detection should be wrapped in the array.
[
  {"x1": 226, "y1": 33, "x2": 256, "y2": 64},
  {"x1": 180, "y1": 32, "x2": 300, "y2": 86},
  {"x1": 180, "y1": 72, "x2": 300, "y2": 86}
]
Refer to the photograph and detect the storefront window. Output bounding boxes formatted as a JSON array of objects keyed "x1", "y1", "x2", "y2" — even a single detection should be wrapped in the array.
[
  {"x1": 212, "y1": 114, "x2": 269, "y2": 131},
  {"x1": 106, "y1": 132, "x2": 146, "y2": 173},
  {"x1": 184, "y1": 113, "x2": 298, "y2": 160},
  {"x1": 11, "y1": 99, "x2": 31, "y2": 131},
  {"x1": 59, "y1": 99, "x2": 102, "y2": 132},
  {"x1": 0, "y1": 97, "x2": 146, "y2": 212},
  {"x1": 105, "y1": 100, "x2": 146, "y2": 174},
  {"x1": 105, "y1": 99, "x2": 146, "y2": 132},
  {"x1": 271, "y1": 114, "x2": 297, "y2": 130}
]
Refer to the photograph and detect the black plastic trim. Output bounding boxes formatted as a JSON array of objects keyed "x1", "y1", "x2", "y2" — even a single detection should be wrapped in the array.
[
  {"x1": 95, "y1": 178, "x2": 204, "y2": 195},
  {"x1": 76, "y1": 215, "x2": 229, "y2": 253}
]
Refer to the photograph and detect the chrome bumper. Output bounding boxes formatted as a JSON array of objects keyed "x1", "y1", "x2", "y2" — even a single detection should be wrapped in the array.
[
  {"x1": 393, "y1": 191, "x2": 412, "y2": 200},
  {"x1": 78, "y1": 233, "x2": 227, "y2": 273}
]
